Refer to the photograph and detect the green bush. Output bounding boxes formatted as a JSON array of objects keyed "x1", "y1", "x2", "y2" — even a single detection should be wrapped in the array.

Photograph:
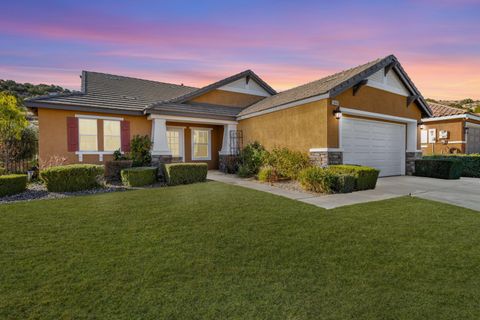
[
  {"x1": 105, "y1": 160, "x2": 133, "y2": 182},
  {"x1": 121, "y1": 167, "x2": 157, "y2": 187},
  {"x1": 40, "y1": 164, "x2": 104, "y2": 192},
  {"x1": 328, "y1": 165, "x2": 380, "y2": 191},
  {"x1": 0, "y1": 167, "x2": 6, "y2": 175},
  {"x1": 0, "y1": 174, "x2": 27, "y2": 197},
  {"x1": 423, "y1": 154, "x2": 480, "y2": 177},
  {"x1": 257, "y1": 166, "x2": 277, "y2": 183},
  {"x1": 264, "y1": 147, "x2": 310, "y2": 179},
  {"x1": 237, "y1": 142, "x2": 267, "y2": 177},
  {"x1": 163, "y1": 163, "x2": 207, "y2": 186},
  {"x1": 415, "y1": 159, "x2": 463, "y2": 179},
  {"x1": 130, "y1": 135, "x2": 152, "y2": 166},
  {"x1": 332, "y1": 174, "x2": 356, "y2": 193},
  {"x1": 299, "y1": 167, "x2": 337, "y2": 193}
]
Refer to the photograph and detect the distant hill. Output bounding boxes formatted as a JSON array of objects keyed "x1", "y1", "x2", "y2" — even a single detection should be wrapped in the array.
[
  {"x1": 0, "y1": 79, "x2": 71, "y2": 100},
  {"x1": 426, "y1": 98, "x2": 480, "y2": 113}
]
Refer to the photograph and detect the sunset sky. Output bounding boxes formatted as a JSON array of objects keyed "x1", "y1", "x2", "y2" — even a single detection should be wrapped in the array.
[{"x1": 1, "y1": 0, "x2": 479, "y2": 100}]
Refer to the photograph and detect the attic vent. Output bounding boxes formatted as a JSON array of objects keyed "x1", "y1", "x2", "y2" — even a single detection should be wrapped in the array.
[{"x1": 122, "y1": 95, "x2": 137, "y2": 100}]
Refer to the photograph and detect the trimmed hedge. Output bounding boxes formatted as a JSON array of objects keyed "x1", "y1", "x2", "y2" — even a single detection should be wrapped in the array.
[
  {"x1": 164, "y1": 163, "x2": 208, "y2": 186},
  {"x1": 40, "y1": 164, "x2": 104, "y2": 192},
  {"x1": 415, "y1": 159, "x2": 463, "y2": 179},
  {"x1": 423, "y1": 154, "x2": 480, "y2": 177},
  {"x1": 121, "y1": 167, "x2": 157, "y2": 187},
  {"x1": 105, "y1": 160, "x2": 133, "y2": 182},
  {"x1": 333, "y1": 174, "x2": 356, "y2": 193},
  {"x1": 328, "y1": 165, "x2": 380, "y2": 191},
  {"x1": 0, "y1": 174, "x2": 27, "y2": 197}
]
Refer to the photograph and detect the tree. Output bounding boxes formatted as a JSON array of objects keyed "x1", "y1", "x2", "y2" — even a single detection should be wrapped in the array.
[{"x1": 0, "y1": 93, "x2": 28, "y2": 169}]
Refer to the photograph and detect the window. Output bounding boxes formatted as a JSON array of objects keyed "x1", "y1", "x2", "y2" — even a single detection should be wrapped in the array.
[
  {"x1": 192, "y1": 128, "x2": 211, "y2": 160},
  {"x1": 421, "y1": 129, "x2": 428, "y2": 144},
  {"x1": 167, "y1": 127, "x2": 184, "y2": 159},
  {"x1": 104, "y1": 120, "x2": 121, "y2": 151},
  {"x1": 79, "y1": 118, "x2": 98, "y2": 151},
  {"x1": 428, "y1": 129, "x2": 436, "y2": 143}
]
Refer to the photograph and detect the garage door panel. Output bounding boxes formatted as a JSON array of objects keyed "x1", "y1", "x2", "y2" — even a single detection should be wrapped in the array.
[{"x1": 342, "y1": 118, "x2": 406, "y2": 177}]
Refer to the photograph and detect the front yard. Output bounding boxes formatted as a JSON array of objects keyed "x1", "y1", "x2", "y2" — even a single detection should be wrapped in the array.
[{"x1": 1, "y1": 181, "x2": 479, "y2": 319}]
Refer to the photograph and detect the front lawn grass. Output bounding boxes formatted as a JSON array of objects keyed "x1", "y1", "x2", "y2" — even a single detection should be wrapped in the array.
[{"x1": 1, "y1": 181, "x2": 479, "y2": 319}]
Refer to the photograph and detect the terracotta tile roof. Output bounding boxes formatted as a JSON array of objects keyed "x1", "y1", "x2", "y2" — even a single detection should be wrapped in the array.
[{"x1": 428, "y1": 102, "x2": 468, "y2": 117}]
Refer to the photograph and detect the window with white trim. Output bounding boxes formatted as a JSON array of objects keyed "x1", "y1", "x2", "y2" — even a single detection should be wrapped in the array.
[
  {"x1": 79, "y1": 118, "x2": 98, "y2": 151},
  {"x1": 192, "y1": 128, "x2": 211, "y2": 160},
  {"x1": 421, "y1": 129, "x2": 428, "y2": 144},
  {"x1": 103, "y1": 120, "x2": 121, "y2": 151},
  {"x1": 167, "y1": 127, "x2": 184, "y2": 159}
]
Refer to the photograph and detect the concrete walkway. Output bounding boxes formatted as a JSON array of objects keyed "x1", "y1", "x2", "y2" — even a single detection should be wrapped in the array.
[{"x1": 208, "y1": 171, "x2": 480, "y2": 211}]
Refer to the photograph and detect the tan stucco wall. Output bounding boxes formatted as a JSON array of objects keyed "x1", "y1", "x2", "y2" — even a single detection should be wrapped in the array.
[
  {"x1": 190, "y1": 89, "x2": 264, "y2": 108},
  {"x1": 166, "y1": 122, "x2": 223, "y2": 170},
  {"x1": 37, "y1": 108, "x2": 151, "y2": 165},
  {"x1": 421, "y1": 119, "x2": 465, "y2": 155},
  {"x1": 238, "y1": 99, "x2": 328, "y2": 152}
]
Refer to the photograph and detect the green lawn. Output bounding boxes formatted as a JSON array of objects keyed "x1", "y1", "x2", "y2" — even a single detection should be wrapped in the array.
[{"x1": 1, "y1": 182, "x2": 479, "y2": 319}]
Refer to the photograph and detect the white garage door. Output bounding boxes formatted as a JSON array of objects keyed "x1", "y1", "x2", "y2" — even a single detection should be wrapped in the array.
[{"x1": 342, "y1": 118, "x2": 406, "y2": 177}]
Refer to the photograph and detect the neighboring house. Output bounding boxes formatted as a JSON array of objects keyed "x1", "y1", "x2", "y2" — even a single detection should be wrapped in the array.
[
  {"x1": 25, "y1": 54, "x2": 432, "y2": 176},
  {"x1": 420, "y1": 102, "x2": 480, "y2": 155}
]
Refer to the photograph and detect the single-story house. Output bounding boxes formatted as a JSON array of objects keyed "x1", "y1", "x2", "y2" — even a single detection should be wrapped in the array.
[
  {"x1": 25, "y1": 54, "x2": 432, "y2": 177},
  {"x1": 420, "y1": 102, "x2": 480, "y2": 154}
]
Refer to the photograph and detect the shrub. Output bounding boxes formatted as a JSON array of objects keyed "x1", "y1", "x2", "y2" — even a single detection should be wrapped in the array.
[
  {"x1": 163, "y1": 163, "x2": 208, "y2": 186},
  {"x1": 237, "y1": 142, "x2": 267, "y2": 177},
  {"x1": 263, "y1": 147, "x2": 310, "y2": 180},
  {"x1": 415, "y1": 159, "x2": 463, "y2": 179},
  {"x1": 328, "y1": 165, "x2": 380, "y2": 191},
  {"x1": 258, "y1": 166, "x2": 278, "y2": 183},
  {"x1": 130, "y1": 135, "x2": 152, "y2": 166},
  {"x1": 332, "y1": 174, "x2": 356, "y2": 193},
  {"x1": 423, "y1": 154, "x2": 480, "y2": 177},
  {"x1": 40, "y1": 164, "x2": 104, "y2": 192},
  {"x1": 105, "y1": 160, "x2": 133, "y2": 182},
  {"x1": 0, "y1": 174, "x2": 27, "y2": 197},
  {"x1": 113, "y1": 149, "x2": 128, "y2": 161},
  {"x1": 121, "y1": 167, "x2": 158, "y2": 187},
  {"x1": 299, "y1": 167, "x2": 337, "y2": 193},
  {"x1": 0, "y1": 167, "x2": 6, "y2": 175}
]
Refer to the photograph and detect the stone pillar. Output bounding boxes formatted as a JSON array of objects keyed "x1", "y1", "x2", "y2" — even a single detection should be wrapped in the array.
[
  {"x1": 309, "y1": 150, "x2": 343, "y2": 167},
  {"x1": 219, "y1": 124, "x2": 238, "y2": 173},
  {"x1": 406, "y1": 151, "x2": 422, "y2": 176}
]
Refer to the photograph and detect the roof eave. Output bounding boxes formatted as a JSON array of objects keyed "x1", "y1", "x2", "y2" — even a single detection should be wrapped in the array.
[{"x1": 25, "y1": 101, "x2": 145, "y2": 116}]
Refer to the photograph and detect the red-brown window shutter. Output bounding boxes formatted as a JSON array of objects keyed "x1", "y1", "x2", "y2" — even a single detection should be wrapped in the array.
[
  {"x1": 121, "y1": 121, "x2": 131, "y2": 152},
  {"x1": 66, "y1": 117, "x2": 79, "y2": 152}
]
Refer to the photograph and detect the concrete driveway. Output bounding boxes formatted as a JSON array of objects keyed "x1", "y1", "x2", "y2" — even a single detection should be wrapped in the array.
[
  {"x1": 302, "y1": 176, "x2": 480, "y2": 211},
  {"x1": 208, "y1": 171, "x2": 480, "y2": 211}
]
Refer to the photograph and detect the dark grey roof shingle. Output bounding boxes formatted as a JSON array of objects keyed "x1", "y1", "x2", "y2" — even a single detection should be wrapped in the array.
[
  {"x1": 148, "y1": 102, "x2": 242, "y2": 121},
  {"x1": 238, "y1": 55, "x2": 431, "y2": 117},
  {"x1": 26, "y1": 71, "x2": 198, "y2": 114}
]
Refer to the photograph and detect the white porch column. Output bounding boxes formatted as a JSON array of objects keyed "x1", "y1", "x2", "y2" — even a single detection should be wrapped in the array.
[
  {"x1": 219, "y1": 124, "x2": 237, "y2": 155},
  {"x1": 406, "y1": 122, "x2": 418, "y2": 152},
  {"x1": 151, "y1": 118, "x2": 172, "y2": 155}
]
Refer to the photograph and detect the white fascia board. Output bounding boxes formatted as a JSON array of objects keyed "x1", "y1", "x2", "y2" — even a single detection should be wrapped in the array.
[
  {"x1": 75, "y1": 114, "x2": 124, "y2": 121},
  {"x1": 466, "y1": 122, "x2": 480, "y2": 128},
  {"x1": 148, "y1": 114, "x2": 237, "y2": 125},
  {"x1": 309, "y1": 148, "x2": 344, "y2": 152},
  {"x1": 237, "y1": 93, "x2": 330, "y2": 120},
  {"x1": 422, "y1": 115, "x2": 466, "y2": 122},
  {"x1": 341, "y1": 107, "x2": 418, "y2": 123}
]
